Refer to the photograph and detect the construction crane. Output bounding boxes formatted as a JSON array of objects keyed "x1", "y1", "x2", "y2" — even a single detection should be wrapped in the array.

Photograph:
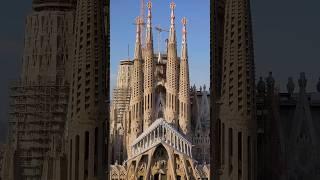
[
  {"x1": 140, "y1": 0, "x2": 146, "y2": 48},
  {"x1": 155, "y1": 25, "x2": 169, "y2": 53}
]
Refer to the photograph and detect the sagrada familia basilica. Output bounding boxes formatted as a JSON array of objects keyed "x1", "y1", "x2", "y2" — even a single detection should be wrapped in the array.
[
  {"x1": 3, "y1": 0, "x2": 320, "y2": 179},
  {"x1": 109, "y1": 1, "x2": 210, "y2": 179}
]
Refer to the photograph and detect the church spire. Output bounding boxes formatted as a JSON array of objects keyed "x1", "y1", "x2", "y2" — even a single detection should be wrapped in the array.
[
  {"x1": 179, "y1": 17, "x2": 191, "y2": 136},
  {"x1": 129, "y1": 17, "x2": 145, "y2": 149},
  {"x1": 166, "y1": 1, "x2": 179, "y2": 125},
  {"x1": 143, "y1": 0, "x2": 155, "y2": 130},
  {"x1": 134, "y1": 17, "x2": 143, "y2": 60},
  {"x1": 169, "y1": 1, "x2": 176, "y2": 43},
  {"x1": 68, "y1": 0, "x2": 107, "y2": 178},
  {"x1": 219, "y1": 0, "x2": 257, "y2": 179},
  {"x1": 146, "y1": 0, "x2": 153, "y2": 44},
  {"x1": 181, "y1": 17, "x2": 188, "y2": 59}
]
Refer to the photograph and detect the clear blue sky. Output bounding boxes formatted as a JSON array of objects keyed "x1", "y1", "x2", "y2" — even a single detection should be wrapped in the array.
[{"x1": 110, "y1": 0, "x2": 210, "y2": 93}]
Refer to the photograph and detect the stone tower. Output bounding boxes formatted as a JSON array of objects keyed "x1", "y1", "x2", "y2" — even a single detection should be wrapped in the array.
[
  {"x1": 143, "y1": 1, "x2": 155, "y2": 130},
  {"x1": 7, "y1": 0, "x2": 75, "y2": 179},
  {"x1": 129, "y1": 17, "x2": 144, "y2": 153},
  {"x1": 110, "y1": 60, "x2": 133, "y2": 164},
  {"x1": 67, "y1": 0, "x2": 107, "y2": 179},
  {"x1": 219, "y1": 0, "x2": 256, "y2": 180},
  {"x1": 165, "y1": 2, "x2": 179, "y2": 126},
  {"x1": 112, "y1": 60, "x2": 133, "y2": 128},
  {"x1": 178, "y1": 17, "x2": 191, "y2": 136}
]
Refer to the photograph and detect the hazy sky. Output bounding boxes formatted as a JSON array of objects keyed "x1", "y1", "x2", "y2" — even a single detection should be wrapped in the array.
[
  {"x1": 110, "y1": 0, "x2": 210, "y2": 95},
  {"x1": 251, "y1": 0, "x2": 320, "y2": 92},
  {"x1": 0, "y1": 0, "x2": 32, "y2": 142},
  {"x1": 1, "y1": 0, "x2": 320, "y2": 142}
]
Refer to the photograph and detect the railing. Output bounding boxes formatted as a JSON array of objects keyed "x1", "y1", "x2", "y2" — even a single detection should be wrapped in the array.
[{"x1": 130, "y1": 118, "x2": 193, "y2": 158}]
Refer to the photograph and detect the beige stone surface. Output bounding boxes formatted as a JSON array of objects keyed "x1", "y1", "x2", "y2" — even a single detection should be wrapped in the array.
[
  {"x1": 7, "y1": 1, "x2": 75, "y2": 179},
  {"x1": 110, "y1": 1, "x2": 210, "y2": 179},
  {"x1": 219, "y1": 0, "x2": 257, "y2": 180},
  {"x1": 66, "y1": 0, "x2": 107, "y2": 179}
]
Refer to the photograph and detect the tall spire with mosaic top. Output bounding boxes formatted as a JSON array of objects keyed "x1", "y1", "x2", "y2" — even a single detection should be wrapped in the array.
[
  {"x1": 166, "y1": 1, "x2": 179, "y2": 126},
  {"x1": 179, "y1": 17, "x2": 191, "y2": 136},
  {"x1": 130, "y1": 17, "x2": 144, "y2": 145},
  {"x1": 219, "y1": 0, "x2": 257, "y2": 179},
  {"x1": 143, "y1": 0, "x2": 156, "y2": 130}
]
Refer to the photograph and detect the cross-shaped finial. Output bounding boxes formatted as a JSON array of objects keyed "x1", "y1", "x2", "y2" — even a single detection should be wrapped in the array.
[
  {"x1": 147, "y1": 1, "x2": 152, "y2": 9},
  {"x1": 182, "y1": 17, "x2": 187, "y2": 35},
  {"x1": 170, "y1": 2, "x2": 176, "y2": 10},
  {"x1": 182, "y1": 17, "x2": 187, "y2": 26}
]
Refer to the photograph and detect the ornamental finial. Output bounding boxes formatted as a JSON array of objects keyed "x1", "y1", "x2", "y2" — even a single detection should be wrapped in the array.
[
  {"x1": 170, "y1": 2, "x2": 176, "y2": 25},
  {"x1": 170, "y1": 1, "x2": 176, "y2": 10},
  {"x1": 146, "y1": 0, "x2": 153, "y2": 44},
  {"x1": 298, "y1": 72, "x2": 307, "y2": 91},
  {"x1": 182, "y1": 17, "x2": 187, "y2": 25},
  {"x1": 181, "y1": 17, "x2": 188, "y2": 59},
  {"x1": 147, "y1": 1, "x2": 152, "y2": 20},
  {"x1": 147, "y1": 1, "x2": 152, "y2": 10},
  {"x1": 182, "y1": 17, "x2": 187, "y2": 35}
]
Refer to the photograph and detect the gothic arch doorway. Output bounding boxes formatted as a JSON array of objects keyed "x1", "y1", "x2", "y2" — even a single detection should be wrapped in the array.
[
  {"x1": 137, "y1": 155, "x2": 148, "y2": 178},
  {"x1": 151, "y1": 145, "x2": 169, "y2": 179}
]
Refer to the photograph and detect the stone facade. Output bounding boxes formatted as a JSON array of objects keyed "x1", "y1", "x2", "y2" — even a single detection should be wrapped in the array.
[
  {"x1": 218, "y1": 0, "x2": 257, "y2": 180},
  {"x1": 256, "y1": 72, "x2": 320, "y2": 180},
  {"x1": 4, "y1": 0, "x2": 75, "y2": 179},
  {"x1": 1, "y1": 0, "x2": 110, "y2": 179},
  {"x1": 66, "y1": 0, "x2": 107, "y2": 179},
  {"x1": 110, "y1": 60, "x2": 133, "y2": 163},
  {"x1": 211, "y1": 1, "x2": 320, "y2": 180},
  {"x1": 0, "y1": 144, "x2": 17, "y2": 180},
  {"x1": 191, "y1": 87, "x2": 210, "y2": 164},
  {"x1": 109, "y1": 1, "x2": 210, "y2": 179}
]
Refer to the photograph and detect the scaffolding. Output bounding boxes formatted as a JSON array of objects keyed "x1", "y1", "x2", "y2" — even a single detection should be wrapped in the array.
[{"x1": 8, "y1": 80, "x2": 69, "y2": 179}]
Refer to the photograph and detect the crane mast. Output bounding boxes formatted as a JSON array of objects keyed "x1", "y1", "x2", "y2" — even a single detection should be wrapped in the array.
[
  {"x1": 155, "y1": 25, "x2": 169, "y2": 53},
  {"x1": 140, "y1": 0, "x2": 146, "y2": 48}
]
